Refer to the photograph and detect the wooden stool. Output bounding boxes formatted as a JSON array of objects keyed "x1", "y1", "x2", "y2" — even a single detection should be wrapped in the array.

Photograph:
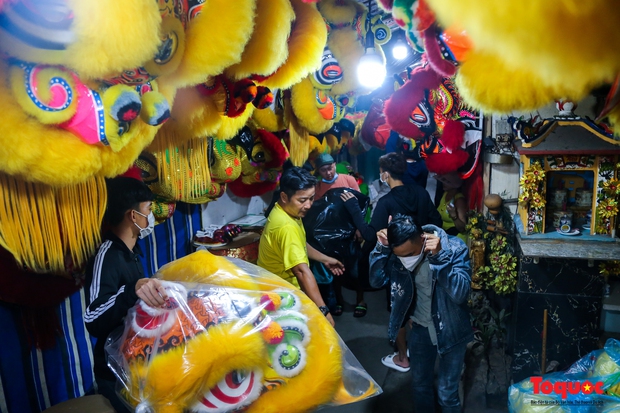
[{"x1": 42, "y1": 395, "x2": 116, "y2": 413}]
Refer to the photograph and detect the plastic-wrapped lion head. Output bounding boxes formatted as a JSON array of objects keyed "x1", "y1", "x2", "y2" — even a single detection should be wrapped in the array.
[{"x1": 107, "y1": 251, "x2": 380, "y2": 413}]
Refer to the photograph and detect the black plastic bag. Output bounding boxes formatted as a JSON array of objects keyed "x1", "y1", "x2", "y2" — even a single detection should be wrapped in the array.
[{"x1": 303, "y1": 188, "x2": 370, "y2": 275}]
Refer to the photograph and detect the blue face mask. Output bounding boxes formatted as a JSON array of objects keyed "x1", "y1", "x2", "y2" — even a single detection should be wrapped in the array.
[{"x1": 322, "y1": 173, "x2": 338, "y2": 184}]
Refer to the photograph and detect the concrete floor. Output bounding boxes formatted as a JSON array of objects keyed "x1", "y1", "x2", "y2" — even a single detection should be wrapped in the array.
[{"x1": 318, "y1": 287, "x2": 510, "y2": 413}]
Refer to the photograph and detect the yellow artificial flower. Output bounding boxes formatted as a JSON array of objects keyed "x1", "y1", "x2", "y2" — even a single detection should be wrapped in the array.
[
  {"x1": 519, "y1": 172, "x2": 538, "y2": 191},
  {"x1": 530, "y1": 195, "x2": 546, "y2": 209},
  {"x1": 599, "y1": 198, "x2": 619, "y2": 218},
  {"x1": 602, "y1": 179, "x2": 620, "y2": 197},
  {"x1": 518, "y1": 191, "x2": 531, "y2": 205},
  {"x1": 529, "y1": 162, "x2": 546, "y2": 182}
]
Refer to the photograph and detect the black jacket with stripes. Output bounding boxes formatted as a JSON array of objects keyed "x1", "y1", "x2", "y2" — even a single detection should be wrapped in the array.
[{"x1": 84, "y1": 232, "x2": 144, "y2": 380}]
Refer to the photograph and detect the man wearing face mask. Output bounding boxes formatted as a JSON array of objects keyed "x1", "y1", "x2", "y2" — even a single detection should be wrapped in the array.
[
  {"x1": 369, "y1": 214, "x2": 473, "y2": 413},
  {"x1": 314, "y1": 153, "x2": 360, "y2": 198},
  {"x1": 84, "y1": 177, "x2": 167, "y2": 412}
]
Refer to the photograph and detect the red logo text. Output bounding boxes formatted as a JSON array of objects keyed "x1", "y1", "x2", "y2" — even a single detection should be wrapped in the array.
[{"x1": 531, "y1": 377, "x2": 604, "y2": 399}]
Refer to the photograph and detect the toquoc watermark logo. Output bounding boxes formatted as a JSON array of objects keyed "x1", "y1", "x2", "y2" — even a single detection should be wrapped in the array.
[{"x1": 531, "y1": 377, "x2": 605, "y2": 400}]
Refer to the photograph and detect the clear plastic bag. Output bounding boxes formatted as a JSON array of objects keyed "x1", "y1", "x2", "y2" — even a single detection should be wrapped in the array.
[
  {"x1": 508, "y1": 339, "x2": 620, "y2": 413},
  {"x1": 106, "y1": 250, "x2": 381, "y2": 413}
]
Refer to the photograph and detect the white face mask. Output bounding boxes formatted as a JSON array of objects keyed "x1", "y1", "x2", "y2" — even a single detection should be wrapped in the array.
[
  {"x1": 323, "y1": 173, "x2": 338, "y2": 184},
  {"x1": 379, "y1": 172, "x2": 387, "y2": 184},
  {"x1": 397, "y1": 240, "x2": 425, "y2": 271},
  {"x1": 134, "y1": 210, "x2": 155, "y2": 239}
]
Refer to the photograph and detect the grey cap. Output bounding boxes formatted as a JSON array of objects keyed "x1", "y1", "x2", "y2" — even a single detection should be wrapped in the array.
[{"x1": 315, "y1": 153, "x2": 335, "y2": 168}]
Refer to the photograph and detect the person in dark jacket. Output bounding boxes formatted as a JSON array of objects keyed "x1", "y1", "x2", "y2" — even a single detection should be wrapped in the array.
[
  {"x1": 370, "y1": 215, "x2": 473, "y2": 412},
  {"x1": 341, "y1": 152, "x2": 442, "y2": 244},
  {"x1": 84, "y1": 177, "x2": 168, "y2": 413},
  {"x1": 340, "y1": 152, "x2": 442, "y2": 371}
]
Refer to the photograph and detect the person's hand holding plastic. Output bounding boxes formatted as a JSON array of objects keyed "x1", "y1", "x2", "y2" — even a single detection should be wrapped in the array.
[
  {"x1": 340, "y1": 191, "x2": 356, "y2": 203},
  {"x1": 340, "y1": 190, "x2": 361, "y2": 216},
  {"x1": 423, "y1": 233, "x2": 442, "y2": 255},
  {"x1": 135, "y1": 278, "x2": 169, "y2": 308},
  {"x1": 323, "y1": 256, "x2": 345, "y2": 276}
]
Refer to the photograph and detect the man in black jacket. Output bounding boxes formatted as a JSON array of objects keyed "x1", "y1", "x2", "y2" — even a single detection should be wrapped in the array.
[
  {"x1": 341, "y1": 152, "x2": 443, "y2": 372},
  {"x1": 84, "y1": 177, "x2": 168, "y2": 412}
]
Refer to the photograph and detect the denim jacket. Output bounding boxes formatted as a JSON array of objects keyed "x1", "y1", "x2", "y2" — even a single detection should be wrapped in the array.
[{"x1": 369, "y1": 224, "x2": 473, "y2": 354}]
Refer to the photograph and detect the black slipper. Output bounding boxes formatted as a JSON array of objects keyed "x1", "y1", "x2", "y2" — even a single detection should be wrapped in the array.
[
  {"x1": 354, "y1": 303, "x2": 367, "y2": 318},
  {"x1": 332, "y1": 305, "x2": 344, "y2": 316}
]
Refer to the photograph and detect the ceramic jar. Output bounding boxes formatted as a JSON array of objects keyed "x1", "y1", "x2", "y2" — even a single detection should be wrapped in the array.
[
  {"x1": 550, "y1": 189, "x2": 568, "y2": 208},
  {"x1": 575, "y1": 188, "x2": 593, "y2": 208}
]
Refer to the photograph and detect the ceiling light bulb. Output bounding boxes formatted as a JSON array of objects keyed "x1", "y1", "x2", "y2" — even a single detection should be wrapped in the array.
[
  {"x1": 392, "y1": 39, "x2": 408, "y2": 60},
  {"x1": 357, "y1": 48, "x2": 386, "y2": 89}
]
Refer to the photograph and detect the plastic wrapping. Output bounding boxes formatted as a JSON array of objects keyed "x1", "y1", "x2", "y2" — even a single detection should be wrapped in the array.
[
  {"x1": 303, "y1": 187, "x2": 369, "y2": 274},
  {"x1": 105, "y1": 250, "x2": 381, "y2": 413},
  {"x1": 508, "y1": 339, "x2": 620, "y2": 412}
]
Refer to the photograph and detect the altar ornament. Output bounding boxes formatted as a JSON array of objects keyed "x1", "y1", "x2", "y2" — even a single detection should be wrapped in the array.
[
  {"x1": 106, "y1": 250, "x2": 381, "y2": 412},
  {"x1": 515, "y1": 110, "x2": 620, "y2": 236},
  {"x1": 518, "y1": 162, "x2": 546, "y2": 234}
]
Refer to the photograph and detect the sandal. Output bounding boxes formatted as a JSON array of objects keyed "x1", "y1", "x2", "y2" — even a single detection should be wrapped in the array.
[
  {"x1": 353, "y1": 303, "x2": 367, "y2": 318},
  {"x1": 381, "y1": 352, "x2": 410, "y2": 372},
  {"x1": 332, "y1": 305, "x2": 343, "y2": 317}
]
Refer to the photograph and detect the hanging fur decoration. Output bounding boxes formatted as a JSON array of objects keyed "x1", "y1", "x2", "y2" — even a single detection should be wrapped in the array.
[
  {"x1": 141, "y1": 129, "x2": 213, "y2": 205},
  {"x1": 284, "y1": 92, "x2": 310, "y2": 166},
  {"x1": 426, "y1": 0, "x2": 620, "y2": 98},
  {"x1": 226, "y1": 0, "x2": 295, "y2": 81},
  {"x1": 260, "y1": 0, "x2": 327, "y2": 90},
  {"x1": 0, "y1": 0, "x2": 162, "y2": 81},
  {"x1": 0, "y1": 174, "x2": 106, "y2": 275},
  {"x1": 165, "y1": 0, "x2": 258, "y2": 89},
  {"x1": 228, "y1": 128, "x2": 289, "y2": 197},
  {"x1": 384, "y1": 65, "x2": 442, "y2": 138},
  {"x1": 281, "y1": 0, "x2": 384, "y2": 164},
  {"x1": 454, "y1": 51, "x2": 568, "y2": 113}
]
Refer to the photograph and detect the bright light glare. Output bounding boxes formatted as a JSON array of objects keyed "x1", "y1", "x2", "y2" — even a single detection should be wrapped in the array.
[
  {"x1": 357, "y1": 49, "x2": 386, "y2": 89},
  {"x1": 392, "y1": 41, "x2": 408, "y2": 60}
]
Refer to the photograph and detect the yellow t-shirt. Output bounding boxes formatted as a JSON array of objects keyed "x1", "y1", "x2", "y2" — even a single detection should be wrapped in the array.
[{"x1": 257, "y1": 203, "x2": 308, "y2": 288}]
